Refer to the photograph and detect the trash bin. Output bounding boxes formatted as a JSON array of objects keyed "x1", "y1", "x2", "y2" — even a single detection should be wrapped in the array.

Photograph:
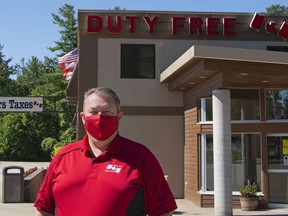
[{"x1": 2, "y1": 166, "x2": 24, "y2": 203}]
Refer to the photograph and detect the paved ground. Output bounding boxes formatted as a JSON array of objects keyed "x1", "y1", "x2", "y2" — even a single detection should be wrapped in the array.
[{"x1": 1, "y1": 161, "x2": 288, "y2": 216}]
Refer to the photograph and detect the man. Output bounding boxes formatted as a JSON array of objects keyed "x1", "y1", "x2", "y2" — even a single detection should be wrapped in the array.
[{"x1": 34, "y1": 87, "x2": 177, "y2": 216}]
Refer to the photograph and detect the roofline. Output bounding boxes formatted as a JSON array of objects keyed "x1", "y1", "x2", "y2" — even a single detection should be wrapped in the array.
[{"x1": 160, "y1": 45, "x2": 288, "y2": 82}]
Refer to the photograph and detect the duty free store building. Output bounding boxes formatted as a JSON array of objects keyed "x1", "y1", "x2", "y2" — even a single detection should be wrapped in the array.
[{"x1": 67, "y1": 10, "x2": 288, "y2": 207}]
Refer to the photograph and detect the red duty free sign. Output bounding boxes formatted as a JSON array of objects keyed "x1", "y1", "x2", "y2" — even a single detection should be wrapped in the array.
[{"x1": 87, "y1": 15, "x2": 237, "y2": 36}]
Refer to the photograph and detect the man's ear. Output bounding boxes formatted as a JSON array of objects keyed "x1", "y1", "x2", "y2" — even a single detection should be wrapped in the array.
[
  {"x1": 80, "y1": 112, "x2": 85, "y2": 124},
  {"x1": 117, "y1": 112, "x2": 123, "y2": 121}
]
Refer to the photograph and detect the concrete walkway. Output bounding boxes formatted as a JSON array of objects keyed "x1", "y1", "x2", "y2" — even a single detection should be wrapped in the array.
[{"x1": 1, "y1": 161, "x2": 288, "y2": 216}]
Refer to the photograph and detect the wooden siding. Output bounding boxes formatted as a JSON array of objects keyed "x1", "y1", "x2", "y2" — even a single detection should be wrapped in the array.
[
  {"x1": 201, "y1": 194, "x2": 266, "y2": 208},
  {"x1": 201, "y1": 194, "x2": 214, "y2": 208},
  {"x1": 184, "y1": 108, "x2": 199, "y2": 203},
  {"x1": 199, "y1": 194, "x2": 241, "y2": 208}
]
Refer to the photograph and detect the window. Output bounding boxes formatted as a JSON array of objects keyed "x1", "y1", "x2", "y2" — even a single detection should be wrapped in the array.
[
  {"x1": 121, "y1": 44, "x2": 155, "y2": 79},
  {"x1": 230, "y1": 89, "x2": 260, "y2": 121},
  {"x1": 267, "y1": 134, "x2": 288, "y2": 203},
  {"x1": 231, "y1": 134, "x2": 261, "y2": 191},
  {"x1": 267, "y1": 135, "x2": 288, "y2": 169},
  {"x1": 199, "y1": 134, "x2": 214, "y2": 192},
  {"x1": 199, "y1": 133, "x2": 261, "y2": 193},
  {"x1": 199, "y1": 98, "x2": 213, "y2": 123},
  {"x1": 265, "y1": 89, "x2": 288, "y2": 120},
  {"x1": 199, "y1": 89, "x2": 260, "y2": 122}
]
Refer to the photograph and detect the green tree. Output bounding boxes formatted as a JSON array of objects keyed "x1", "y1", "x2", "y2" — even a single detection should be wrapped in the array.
[
  {"x1": 266, "y1": 4, "x2": 288, "y2": 14},
  {"x1": 14, "y1": 56, "x2": 51, "y2": 96},
  {"x1": 0, "y1": 45, "x2": 17, "y2": 96},
  {"x1": 0, "y1": 55, "x2": 76, "y2": 161},
  {"x1": 46, "y1": 3, "x2": 78, "y2": 155},
  {"x1": 49, "y1": 4, "x2": 77, "y2": 56},
  {"x1": 0, "y1": 112, "x2": 59, "y2": 161},
  {"x1": 113, "y1": 6, "x2": 126, "y2": 10}
]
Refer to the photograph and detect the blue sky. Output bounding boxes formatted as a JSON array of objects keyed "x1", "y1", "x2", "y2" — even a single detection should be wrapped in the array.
[{"x1": 0, "y1": 0, "x2": 287, "y2": 65}]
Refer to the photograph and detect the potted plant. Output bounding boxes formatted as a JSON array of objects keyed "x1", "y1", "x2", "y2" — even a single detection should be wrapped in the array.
[{"x1": 239, "y1": 178, "x2": 260, "y2": 211}]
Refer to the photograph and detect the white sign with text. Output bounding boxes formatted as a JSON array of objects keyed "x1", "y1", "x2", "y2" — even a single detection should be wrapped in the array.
[{"x1": 0, "y1": 97, "x2": 43, "y2": 112}]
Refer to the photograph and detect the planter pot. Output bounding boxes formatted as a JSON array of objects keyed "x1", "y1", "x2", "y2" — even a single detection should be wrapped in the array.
[{"x1": 239, "y1": 196, "x2": 259, "y2": 211}]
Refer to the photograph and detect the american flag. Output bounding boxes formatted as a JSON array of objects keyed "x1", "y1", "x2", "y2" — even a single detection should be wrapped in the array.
[{"x1": 58, "y1": 49, "x2": 78, "y2": 80}]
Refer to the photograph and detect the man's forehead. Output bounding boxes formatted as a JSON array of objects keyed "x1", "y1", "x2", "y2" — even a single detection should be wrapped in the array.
[
  {"x1": 85, "y1": 94, "x2": 115, "y2": 107},
  {"x1": 86, "y1": 93, "x2": 112, "y2": 102}
]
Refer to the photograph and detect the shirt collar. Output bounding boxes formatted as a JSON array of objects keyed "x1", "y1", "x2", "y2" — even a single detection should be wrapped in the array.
[
  {"x1": 106, "y1": 133, "x2": 121, "y2": 154},
  {"x1": 81, "y1": 133, "x2": 121, "y2": 155},
  {"x1": 82, "y1": 134, "x2": 90, "y2": 151}
]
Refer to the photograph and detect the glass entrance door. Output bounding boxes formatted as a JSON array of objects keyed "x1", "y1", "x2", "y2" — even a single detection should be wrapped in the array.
[{"x1": 267, "y1": 134, "x2": 288, "y2": 204}]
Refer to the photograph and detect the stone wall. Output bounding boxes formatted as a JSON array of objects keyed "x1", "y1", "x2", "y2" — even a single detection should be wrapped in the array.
[{"x1": 24, "y1": 169, "x2": 46, "y2": 203}]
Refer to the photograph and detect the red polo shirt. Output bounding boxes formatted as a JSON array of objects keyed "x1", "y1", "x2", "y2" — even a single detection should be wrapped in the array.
[{"x1": 34, "y1": 134, "x2": 177, "y2": 216}]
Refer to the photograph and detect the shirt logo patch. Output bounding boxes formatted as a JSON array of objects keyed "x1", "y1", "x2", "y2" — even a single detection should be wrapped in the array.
[{"x1": 105, "y1": 164, "x2": 122, "y2": 173}]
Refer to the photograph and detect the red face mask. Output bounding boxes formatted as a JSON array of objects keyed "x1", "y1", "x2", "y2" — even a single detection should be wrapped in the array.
[{"x1": 84, "y1": 114, "x2": 119, "y2": 141}]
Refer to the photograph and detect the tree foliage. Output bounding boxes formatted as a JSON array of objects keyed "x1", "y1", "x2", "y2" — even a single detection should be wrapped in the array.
[
  {"x1": 0, "y1": 112, "x2": 59, "y2": 161},
  {"x1": 0, "y1": 45, "x2": 17, "y2": 96},
  {"x1": 266, "y1": 4, "x2": 288, "y2": 14},
  {"x1": 48, "y1": 4, "x2": 78, "y2": 56},
  {"x1": 113, "y1": 6, "x2": 126, "y2": 10},
  {"x1": 0, "y1": 55, "x2": 76, "y2": 161},
  {"x1": 0, "y1": 4, "x2": 77, "y2": 161}
]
